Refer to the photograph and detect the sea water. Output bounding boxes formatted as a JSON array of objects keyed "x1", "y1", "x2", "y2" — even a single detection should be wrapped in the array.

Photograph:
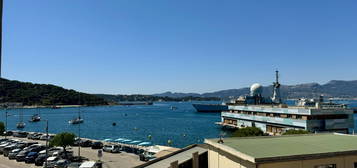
[{"x1": 1, "y1": 100, "x2": 357, "y2": 148}]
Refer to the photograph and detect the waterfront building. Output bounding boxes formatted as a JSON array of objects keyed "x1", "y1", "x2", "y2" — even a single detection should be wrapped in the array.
[
  {"x1": 220, "y1": 102, "x2": 354, "y2": 135},
  {"x1": 218, "y1": 71, "x2": 354, "y2": 135}
]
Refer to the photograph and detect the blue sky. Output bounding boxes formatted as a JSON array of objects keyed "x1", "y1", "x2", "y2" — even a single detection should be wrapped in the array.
[{"x1": 2, "y1": 0, "x2": 357, "y2": 94}]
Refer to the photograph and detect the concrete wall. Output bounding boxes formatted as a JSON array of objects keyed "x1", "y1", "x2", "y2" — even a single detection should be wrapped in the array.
[
  {"x1": 258, "y1": 155, "x2": 357, "y2": 168},
  {"x1": 208, "y1": 150, "x2": 248, "y2": 168}
]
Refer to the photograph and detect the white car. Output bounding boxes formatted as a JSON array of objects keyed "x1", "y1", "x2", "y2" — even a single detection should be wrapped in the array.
[
  {"x1": 79, "y1": 161, "x2": 102, "y2": 168},
  {"x1": 102, "y1": 145, "x2": 121, "y2": 153}
]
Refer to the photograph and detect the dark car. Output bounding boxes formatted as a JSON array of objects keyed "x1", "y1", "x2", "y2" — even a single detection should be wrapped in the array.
[
  {"x1": 67, "y1": 162, "x2": 82, "y2": 168},
  {"x1": 0, "y1": 138, "x2": 9, "y2": 143},
  {"x1": 35, "y1": 153, "x2": 47, "y2": 166},
  {"x1": 91, "y1": 142, "x2": 103, "y2": 149},
  {"x1": 80, "y1": 140, "x2": 92, "y2": 147},
  {"x1": 16, "y1": 150, "x2": 30, "y2": 162},
  {"x1": 13, "y1": 131, "x2": 28, "y2": 138},
  {"x1": 3, "y1": 144, "x2": 25, "y2": 157},
  {"x1": 8, "y1": 148, "x2": 22, "y2": 159},
  {"x1": 25, "y1": 152, "x2": 38, "y2": 163},
  {"x1": 3, "y1": 131, "x2": 13, "y2": 136}
]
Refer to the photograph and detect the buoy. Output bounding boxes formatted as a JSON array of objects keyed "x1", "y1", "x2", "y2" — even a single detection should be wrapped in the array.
[
  {"x1": 112, "y1": 122, "x2": 116, "y2": 126},
  {"x1": 167, "y1": 139, "x2": 173, "y2": 146}
]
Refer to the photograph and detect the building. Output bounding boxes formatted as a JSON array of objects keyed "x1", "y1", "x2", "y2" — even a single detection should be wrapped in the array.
[
  {"x1": 205, "y1": 133, "x2": 357, "y2": 168},
  {"x1": 218, "y1": 71, "x2": 354, "y2": 135},
  {"x1": 137, "y1": 134, "x2": 357, "y2": 168},
  {"x1": 220, "y1": 103, "x2": 354, "y2": 135},
  {"x1": 135, "y1": 144, "x2": 208, "y2": 168}
]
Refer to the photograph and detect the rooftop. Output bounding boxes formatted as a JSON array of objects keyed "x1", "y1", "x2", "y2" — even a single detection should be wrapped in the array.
[{"x1": 205, "y1": 133, "x2": 357, "y2": 163}]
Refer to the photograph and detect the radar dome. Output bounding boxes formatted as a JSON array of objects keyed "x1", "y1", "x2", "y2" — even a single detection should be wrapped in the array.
[{"x1": 250, "y1": 83, "x2": 263, "y2": 96}]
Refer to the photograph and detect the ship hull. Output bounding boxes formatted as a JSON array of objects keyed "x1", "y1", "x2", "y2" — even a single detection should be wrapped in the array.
[{"x1": 192, "y1": 104, "x2": 228, "y2": 113}]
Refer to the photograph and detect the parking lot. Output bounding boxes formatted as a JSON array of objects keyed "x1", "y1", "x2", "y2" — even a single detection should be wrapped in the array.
[{"x1": 0, "y1": 131, "x2": 144, "y2": 168}]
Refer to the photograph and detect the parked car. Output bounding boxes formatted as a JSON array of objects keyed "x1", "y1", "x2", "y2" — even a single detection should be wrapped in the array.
[
  {"x1": 3, "y1": 131, "x2": 13, "y2": 136},
  {"x1": 8, "y1": 148, "x2": 22, "y2": 159},
  {"x1": 13, "y1": 131, "x2": 28, "y2": 138},
  {"x1": 40, "y1": 135, "x2": 54, "y2": 141},
  {"x1": 46, "y1": 156, "x2": 60, "y2": 168},
  {"x1": 79, "y1": 161, "x2": 102, "y2": 168},
  {"x1": 103, "y1": 145, "x2": 120, "y2": 153},
  {"x1": 16, "y1": 150, "x2": 30, "y2": 162},
  {"x1": 24, "y1": 151, "x2": 39, "y2": 163},
  {"x1": 80, "y1": 140, "x2": 92, "y2": 147},
  {"x1": 34, "y1": 153, "x2": 47, "y2": 166},
  {"x1": 67, "y1": 162, "x2": 82, "y2": 168},
  {"x1": 54, "y1": 159, "x2": 70, "y2": 168},
  {"x1": 3, "y1": 144, "x2": 25, "y2": 156},
  {"x1": 91, "y1": 142, "x2": 103, "y2": 149}
]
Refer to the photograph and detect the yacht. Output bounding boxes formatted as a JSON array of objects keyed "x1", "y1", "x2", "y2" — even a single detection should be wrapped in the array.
[
  {"x1": 30, "y1": 114, "x2": 41, "y2": 122},
  {"x1": 68, "y1": 117, "x2": 84, "y2": 124}
]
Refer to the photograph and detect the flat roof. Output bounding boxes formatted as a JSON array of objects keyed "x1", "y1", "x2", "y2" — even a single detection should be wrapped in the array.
[
  {"x1": 135, "y1": 144, "x2": 208, "y2": 168},
  {"x1": 205, "y1": 134, "x2": 357, "y2": 163}
]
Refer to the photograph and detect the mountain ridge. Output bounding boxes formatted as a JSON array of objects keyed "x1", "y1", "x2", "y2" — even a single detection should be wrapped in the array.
[{"x1": 153, "y1": 80, "x2": 357, "y2": 99}]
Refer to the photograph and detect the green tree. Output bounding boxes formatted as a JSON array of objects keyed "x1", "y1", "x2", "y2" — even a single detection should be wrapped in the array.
[
  {"x1": 231, "y1": 127, "x2": 264, "y2": 137},
  {"x1": 0, "y1": 122, "x2": 4, "y2": 136},
  {"x1": 283, "y1": 129, "x2": 309, "y2": 135},
  {"x1": 50, "y1": 132, "x2": 75, "y2": 158}
]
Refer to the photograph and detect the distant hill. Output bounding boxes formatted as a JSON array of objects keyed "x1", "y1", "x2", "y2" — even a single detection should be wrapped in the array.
[
  {"x1": 154, "y1": 80, "x2": 357, "y2": 99},
  {"x1": 95, "y1": 94, "x2": 220, "y2": 102},
  {"x1": 0, "y1": 78, "x2": 108, "y2": 106}
]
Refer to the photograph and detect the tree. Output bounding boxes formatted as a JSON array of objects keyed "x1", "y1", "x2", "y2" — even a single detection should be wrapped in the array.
[
  {"x1": 231, "y1": 127, "x2": 265, "y2": 137},
  {"x1": 0, "y1": 122, "x2": 4, "y2": 136},
  {"x1": 283, "y1": 129, "x2": 309, "y2": 135},
  {"x1": 50, "y1": 132, "x2": 75, "y2": 159}
]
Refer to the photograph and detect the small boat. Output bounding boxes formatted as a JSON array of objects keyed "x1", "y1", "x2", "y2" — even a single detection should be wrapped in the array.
[
  {"x1": 30, "y1": 114, "x2": 41, "y2": 122},
  {"x1": 68, "y1": 117, "x2": 84, "y2": 124},
  {"x1": 51, "y1": 105, "x2": 61, "y2": 109},
  {"x1": 17, "y1": 110, "x2": 26, "y2": 129},
  {"x1": 16, "y1": 122, "x2": 26, "y2": 129},
  {"x1": 69, "y1": 106, "x2": 84, "y2": 124},
  {"x1": 170, "y1": 106, "x2": 178, "y2": 110},
  {"x1": 30, "y1": 108, "x2": 41, "y2": 122}
]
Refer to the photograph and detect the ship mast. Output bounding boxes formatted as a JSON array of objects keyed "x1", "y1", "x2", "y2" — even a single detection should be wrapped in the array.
[{"x1": 272, "y1": 70, "x2": 281, "y2": 104}]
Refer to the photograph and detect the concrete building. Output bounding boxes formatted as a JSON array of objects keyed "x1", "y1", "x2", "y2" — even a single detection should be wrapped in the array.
[
  {"x1": 137, "y1": 134, "x2": 357, "y2": 168},
  {"x1": 220, "y1": 104, "x2": 354, "y2": 135},
  {"x1": 205, "y1": 133, "x2": 357, "y2": 168}
]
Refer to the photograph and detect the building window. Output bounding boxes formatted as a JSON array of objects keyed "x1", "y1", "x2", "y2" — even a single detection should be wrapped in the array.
[{"x1": 314, "y1": 164, "x2": 336, "y2": 168}]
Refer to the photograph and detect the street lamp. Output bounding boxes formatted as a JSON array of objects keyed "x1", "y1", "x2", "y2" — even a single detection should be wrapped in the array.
[{"x1": 44, "y1": 119, "x2": 49, "y2": 168}]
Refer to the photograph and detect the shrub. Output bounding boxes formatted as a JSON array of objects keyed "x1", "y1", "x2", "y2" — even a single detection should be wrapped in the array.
[{"x1": 231, "y1": 127, "x2": 264, "y2": 137}]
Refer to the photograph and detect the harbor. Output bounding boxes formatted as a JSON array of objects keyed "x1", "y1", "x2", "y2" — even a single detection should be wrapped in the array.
[{"x1": 0, "y1": 102, "x2": 222, "y2": 148}]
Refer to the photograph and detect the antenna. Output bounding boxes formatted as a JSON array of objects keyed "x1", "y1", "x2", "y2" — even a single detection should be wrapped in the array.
[{"x1": 275, "y1": 70, "x2": 279, "y2": 84}]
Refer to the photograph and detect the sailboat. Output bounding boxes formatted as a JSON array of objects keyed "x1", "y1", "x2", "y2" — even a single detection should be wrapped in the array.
[
  {"x1": 16, "y1": 110, "x2": 26, "y2": 129},
  {"x1": 69, "y1": 107, "x2": 83, "y2": 124},
  {"x1": 30, "y1": 107, "x2": 41, "y2": 122}
]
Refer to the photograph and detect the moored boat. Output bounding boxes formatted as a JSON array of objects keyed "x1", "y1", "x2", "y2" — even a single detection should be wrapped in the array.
[{"x1": 69, "y1": 117, "x2": 84, "y2": 124}]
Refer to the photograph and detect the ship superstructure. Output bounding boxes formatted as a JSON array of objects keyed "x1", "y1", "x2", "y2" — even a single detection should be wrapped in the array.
[{"x1": 218, "y1": 71, "x2": 354, "y2": 135}]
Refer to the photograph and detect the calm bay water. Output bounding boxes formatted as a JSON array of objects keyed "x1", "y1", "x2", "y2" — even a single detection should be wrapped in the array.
[
  {"x1": 0, "y1": 101, "x2": 223, "y2": 148},
  {"x1": 1, "y1": 100, "x2": 357, "y2": 148}
]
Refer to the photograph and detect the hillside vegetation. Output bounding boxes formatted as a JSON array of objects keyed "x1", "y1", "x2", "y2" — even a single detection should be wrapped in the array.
[{"x1": 0, "y1": 78, "x2": 108, "y2": 106}]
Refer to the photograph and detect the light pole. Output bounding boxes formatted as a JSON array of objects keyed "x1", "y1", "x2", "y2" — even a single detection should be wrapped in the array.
[
  {"x1": 78, "y1": 118, "x2": 81, "y2": 157},
  {"x1": 44, "y1": 119, "x2": 49, "y2": 168},
  {"x1": 4, "y1": 108, "x2": 7, "y2": 139}
]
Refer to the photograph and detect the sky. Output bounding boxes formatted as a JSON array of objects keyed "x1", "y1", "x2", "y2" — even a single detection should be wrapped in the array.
[{"x1": 2, "y1": 0, "x2": 357, "y2": 94}]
